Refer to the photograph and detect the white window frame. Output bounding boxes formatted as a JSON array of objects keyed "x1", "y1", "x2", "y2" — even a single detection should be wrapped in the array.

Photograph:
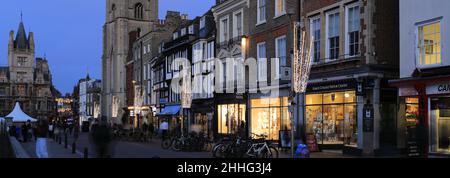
[
  {"x1": 257, "y1": 42, "x2": 267, "y2": 82},
  {"x1": 181, "y1": 28, "x2": 187, "y2": 36},
  {"x1": 257, "y1": 0, "x2": 267, "y2": 25},
  {"x1": 200, "y1": 16, "x2": 206, "y2": 29},
  {"x1": 274, "y1": 0, "x2": 286, "y2": 18},
  {"x1": 325, "y1": 9, "x2": 340, "y2": 62},
  {"x1": 173, "y1": 32, "x2": 178, "y2": 40},
  {"x1": 310, "y1": 15, "x2": 321, "y2": 63},
  {"x1": 220, "y1": 16, "x2": 230, "y2": 43},
  {"x1": 189, "y1": 25, "x2": 194, "y2": 34},
  {"x1": 275, "y1": 35, "x2": 287, "y2": 80},
  {"x1": 345, "y1": 3, "x2": 360, "y2": 58},
  {"x1": 416, "y1": 19, "x2": 443, "y2": 69},
  {"x1": 233, "y1": 9, "x2": 244, "y2": 38}
]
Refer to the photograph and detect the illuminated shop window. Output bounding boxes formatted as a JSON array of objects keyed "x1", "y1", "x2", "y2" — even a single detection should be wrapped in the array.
[{"x1": 306, "y1": 91, "x2": 357, "y2": 147}]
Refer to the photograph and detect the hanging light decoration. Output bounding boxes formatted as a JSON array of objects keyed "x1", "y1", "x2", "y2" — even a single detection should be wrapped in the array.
[{"x1": 292, "y1": 22, "x2": 314, "y2": 94}]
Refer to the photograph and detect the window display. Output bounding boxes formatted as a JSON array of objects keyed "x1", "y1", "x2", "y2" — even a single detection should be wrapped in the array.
[
  {"x1": 306, "y1": 91, "x2": 357, "y2": 146},
  {"x1": 218, "y1": 104, "x2": 246, "y2": 135},
  {"x1": 405, "y1": 97, "x2": 419, "y2": 127},
  {"x1": 250, "y1": 97, "x2": 289, "y2": 140}
]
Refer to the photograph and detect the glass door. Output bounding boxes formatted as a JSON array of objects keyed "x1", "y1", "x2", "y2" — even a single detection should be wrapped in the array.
[{"x1": 323, "y1": 105, "x2": 344, "y2": 145}]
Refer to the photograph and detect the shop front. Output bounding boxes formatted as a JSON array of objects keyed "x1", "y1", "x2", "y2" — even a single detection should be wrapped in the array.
[
  {"x1": 156, "y1": 104, "x2": 182, "y2": 134},
  {"x1": 214, "y1": 94, "x2": 247, "y2": 138},
  {"x1": 190, "y1": 99, "x2": 214, "y2": 138},
  {"x1": 249, "y1": 97, "x2": 290, "y2": 141},
  {"x1": 393, "y1": 77, "x2": 450, "y2": 157},
  {"x1": 305, "y1": 79, "x2": 359, "y2": 150}
]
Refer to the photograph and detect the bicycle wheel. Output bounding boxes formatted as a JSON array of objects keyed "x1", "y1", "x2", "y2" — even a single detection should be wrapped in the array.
[
  {"x1": 212, "y1": 144, "x2": 226, "y2": 158},
  {"x1": 172, "y1": 139, "x2": 183, "y2": 151},
  {"x1": 261, "y1": 146, "x2": 279, "y2": 158},
  {"x1": 161, "y1": 138, "x2": 172, "y2": 149}
]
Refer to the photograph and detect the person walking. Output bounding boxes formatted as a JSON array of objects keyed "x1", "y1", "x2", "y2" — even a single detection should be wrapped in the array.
[
  {"x1": 89, "y1": 117, "x2": 113, "y2": 158},
  {"x1": 48, "y1": 122, "x2": 54, "y2": 139},
  {"x1": 21, "y1": 123, "x2": 28, "y2": 142},
  {"x1": 36, "y1": 120, "x2": 49, "y2": 158},
  {"x1": 160, "y1": 120, "x2": 169, "y2": 139},
  {"x1": 148, "y1": 123, "x2": 154, "y2": 140}
]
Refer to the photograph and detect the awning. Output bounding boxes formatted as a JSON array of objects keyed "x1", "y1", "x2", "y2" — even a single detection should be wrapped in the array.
[{"x1": 157, "y1": 105, "x2": 181, "y2": 116}]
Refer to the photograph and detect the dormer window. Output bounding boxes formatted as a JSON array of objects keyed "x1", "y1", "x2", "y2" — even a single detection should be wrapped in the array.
[
  {"x1": 200, "y1": 17, "x2": 206, "y2": 29},
  {"x1": 173, "y1": 32, "x2": 178, "y2": 40}
]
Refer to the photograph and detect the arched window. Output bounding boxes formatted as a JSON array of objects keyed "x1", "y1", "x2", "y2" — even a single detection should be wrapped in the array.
[{"x1": 134, "y1": 3, "x2": 143, "y2": 19}]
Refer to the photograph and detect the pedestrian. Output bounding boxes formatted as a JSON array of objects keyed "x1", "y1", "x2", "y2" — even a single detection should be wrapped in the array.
[
  {"x1": 48, "y1": 122, "x2": 54, "y2": 138},
  {"x1": 148, "y1": 123, "x2": 154, "y2": 140},
  {"x1": 32, "y1": 124, "x2": 38, "y2": 142},
  {"x1": 73, "y1": 123, "x2": 80, "y2": 143},
  {"x1": 21, "y1": 123, "x2": 28, "y2": 142},
  {"x1": 160, "y1": 120, "x2": 169, "y2": 139},
  {"x1": 26, "y1": 120, "x2": 33, "y2": 141},
  {"x1": 36, "y1": 120, "x2": 49, "y2": 158},
  {"x1": 89, "y1": 117, "x2": 113, "y2": 158}
]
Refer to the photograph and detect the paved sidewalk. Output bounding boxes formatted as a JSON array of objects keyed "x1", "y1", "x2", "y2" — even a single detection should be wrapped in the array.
[{"x1": 20, "y1": 138, "x2": 82, "y2": 158}]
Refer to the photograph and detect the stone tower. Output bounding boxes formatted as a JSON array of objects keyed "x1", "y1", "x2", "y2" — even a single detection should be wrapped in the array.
[
  {"x1": 8, "y1": 20, "x2": 35, "y2": 83},
  {"x1": 102, "y1": 0, "x2": 158, "y2": 123}
]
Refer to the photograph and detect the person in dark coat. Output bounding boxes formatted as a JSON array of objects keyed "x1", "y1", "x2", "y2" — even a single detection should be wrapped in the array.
[
  {"x1": 148, "y1": 123, "x2": 155, "y2": 140},
  {"x1": 89, "y1": 117, "x2": 114, "y2": 158},
  {"x1": 21, "y1": 123, "x2": 28, "y2": 142}
]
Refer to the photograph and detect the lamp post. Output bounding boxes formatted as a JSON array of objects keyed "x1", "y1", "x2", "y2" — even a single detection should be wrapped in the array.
[{"x1": 288, "y1": 10, "x2": 313, "y2": 158}]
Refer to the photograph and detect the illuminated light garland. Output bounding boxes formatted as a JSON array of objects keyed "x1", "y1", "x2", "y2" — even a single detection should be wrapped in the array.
[{"x1": 292, "y1": 23, "x2": 314, "y2": 94}]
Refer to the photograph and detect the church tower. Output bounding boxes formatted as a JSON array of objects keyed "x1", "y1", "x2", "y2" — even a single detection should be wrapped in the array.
[
  {"x1": 102, "y1": 0, "x2": 158, "y2": 122},
  {"x1": 8, "y1": 19, "x2": 35, "y2": 83}
]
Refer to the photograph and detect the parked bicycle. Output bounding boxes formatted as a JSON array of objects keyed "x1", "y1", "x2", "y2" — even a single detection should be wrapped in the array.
[{"x1": 212, "y1": 133, "x2": 279, "y2": 158}]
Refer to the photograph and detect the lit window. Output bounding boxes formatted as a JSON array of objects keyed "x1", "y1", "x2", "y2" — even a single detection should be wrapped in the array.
[{"x1": 418, "y1": 21, "x2": 441, "y2": 66}]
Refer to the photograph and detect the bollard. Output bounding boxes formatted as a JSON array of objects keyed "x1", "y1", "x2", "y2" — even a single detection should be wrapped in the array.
[
  {"x1": 84, "y1": 147, "x2": 88, "y2": 158},
  {"x1": 64, "y1": 134, "x2": 68, "y2": 149},
  {"x1": 59, "y1": 136, "x2": 62, "y2": 144},
  {"x1": 72, "y1": 142, "x2": 76, "y2": 154}
]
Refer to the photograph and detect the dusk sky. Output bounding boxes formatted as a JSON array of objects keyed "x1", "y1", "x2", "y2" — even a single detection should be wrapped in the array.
[{"x1": 0, "y1": 0, "x2": 215, "y2": 94}]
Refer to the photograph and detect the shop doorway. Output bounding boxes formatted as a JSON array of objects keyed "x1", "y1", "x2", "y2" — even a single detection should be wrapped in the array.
[{"x1": 306, "y1": 91, "x2": 358, "y2": 149}]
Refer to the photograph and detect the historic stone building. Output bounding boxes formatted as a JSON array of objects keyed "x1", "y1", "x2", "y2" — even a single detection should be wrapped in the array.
[
  {"x1": 0, "y1": 20, "x2": 57, "y2": 121},
  {"x1": 102, "y1": 0, "x2": 159, "y2": 124}
]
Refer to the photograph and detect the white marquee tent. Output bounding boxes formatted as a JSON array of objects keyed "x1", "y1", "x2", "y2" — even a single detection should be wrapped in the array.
[{"x1": 5, "y1": 102, "x2": 37, "y2": 122}]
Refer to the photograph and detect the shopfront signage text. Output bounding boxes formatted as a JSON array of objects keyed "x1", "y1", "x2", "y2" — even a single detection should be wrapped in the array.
[
  {"x1": 307, "y1": 80, "x2": 356, "y2": 93},
  {"x1": 427, "y1": 83, "x2": 450, "y2": 95}
]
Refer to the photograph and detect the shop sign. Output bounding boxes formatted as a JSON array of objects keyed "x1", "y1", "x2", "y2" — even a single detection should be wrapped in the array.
[
  {"x1": 427, "y1": 82, "x2": 450, "y2": 95},
  {"x1": 399, "y1": 87, "x2": 418, "y2": 97},
  {"x1": 307, "y1": 80, "x2": 356, "y2": 93},
  {"x1": 363, "y1": 105, "x2": 374, "y2": 133},
  {"x1": 356, "y1": 82, "x2": 364, "y2": 96}
]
